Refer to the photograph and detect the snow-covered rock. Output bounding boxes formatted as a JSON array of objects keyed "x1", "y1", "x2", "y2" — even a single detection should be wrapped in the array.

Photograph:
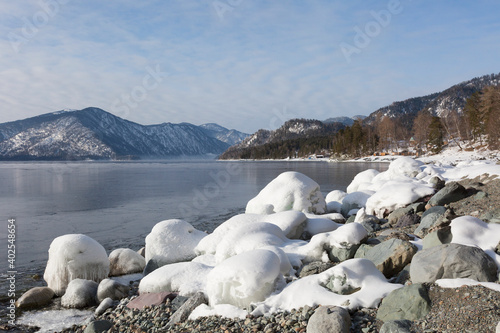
[
  {"x1": 139, "y1": 262, "x2": 212, "y2": 296},
  {"x1": 346, "y1": 169, "x2": 379, "y2": 193},
  {"x1": 145, "y1": 219, "x2": 207, "y2": 267},
  {"x1": 206, "y1": 249, "x2": 283, "y2": 309},
  {"x1": 246, "y1": 171, "x2": 326, "y2": 214},
  {"x1": 61, "y1": 279, "x2": 98, "y2": 308},
  {"x1": 43, "y1": 234, "x2": 109, "y2": 296},
  {"x1": 109, "y1": 248, "x2": 146, "y2": 276},
  {"x1": 252, "y1": 259, "x2": 402, "y2": 315}
]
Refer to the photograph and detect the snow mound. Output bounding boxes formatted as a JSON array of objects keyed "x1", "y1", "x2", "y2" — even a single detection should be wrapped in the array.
[
  {"x1": 365, "y1": 180, "x2": 435, "y2": 218},
  {"x1": 304, "y1": 214, "x2": 341, "y2": 236},
  {"x1": 145, "y1": 219, "x2": 207, "y2": 266},
  {"x1": 139, "y1": 262, "x2": 212, "y2": 296},
  {"x1": 246, "y1": 171, "x2": 326, "y2": 214},
  {"x1": 43, "y1": 234, "x2": 109, "y2": 296},
  {"x1": 450, "y1": 216, "x2": 500, "y2": 269},
  {"x1": 109, "y1": 248, "x2": 146, "y2": 276},
  {"x1": 346, "y1": 169, "x2": 380, "y2": 193},
  {"x1": 252, "y1": 258, "x2": 402, "y2": 315},
  {"x1": 61, "y1": 279, "x2": 98, "y2": 308},
  {"x1": 206, "y1": 249, "x2": 282, "y2": 309}
]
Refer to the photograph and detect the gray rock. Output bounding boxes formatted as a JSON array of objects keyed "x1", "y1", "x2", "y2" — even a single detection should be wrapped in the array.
[
  {"x1": 138, "y1": 247, "x2": 146, "y2": 257},
  {"x1": 354, "y1": 244, "x2": 373, "y2": 258},
  {"x1": 410, "y1": 243, "x2": 498, "y2": 283},
  {"x1": 166, "y1": 292, "x2": 208, "y2": 327},
  {"x1": 422, "y1": 227, "x2": 452, "y2": 249},
  {"x1": 421, "y1": 205, "x2": 446, "y2": 219},
  {"x1": 360, "y1": 238, "x2": 417, "y2": 277},
  {"x1": 15, "y1": 287, "x2": 54, "y2": 309},
  {"x1": 298, "y1": 261, "x2": 334, "y2": 278},
  {"x1": 325, "y1": 273, "x2": 361, "y2": 295},
  {"x1": 97, "y1": 278, "x2": 129, "y2": 303},
  {"x1": 84, "y1": 320, "x2": 113, "y2": 333},
  {"x1": 481, "y1": 208, "x2": 500, "y2": 223},
  {"x1": 127, "y1": 291, "x2": 177, "y2": 309},
  {"x1": 327, "y1": 243, "x2": 360, "y2": 262},
  {"x1": 170, "y1": 295, "x2": 189, "y2": 311},
  {"x1": 306, "y1": 306, "x2": 351, "y2": 333},
  {"x1": 346, "y1": 215, "x2": 356, "y2": 224},
  {"x1": 95, "y1": 297, "x2": 114, "y2": 316},
  {"x1": 360, "y1": 219, "x2": 381, "y2": 234},
  {"x1": 429, "y1": 176, "x2": 445, "y2": 190},
  {"x1": 388, "y1": 204, "x2": 418, "y2": 225},
  {"x1": 427, "y1": 181, "x2": 468, "y2": 207},
  {"x1": 109, "y1": 248, "x2": 146, "y2": 276},
  {"x1": 143, "y1": 258, "x2": 160, "y2": 276},
  {"x1": 393, "y1": 213, "x2": 420, "y2": 228},
  {"x1": 377, "y1": 284, "x2": 431, "y2": 322},
  {"x1": 379, "y1": 320, "x2": 412, "y2": 333},
  {"x1": 414, "y1": 208, "x2": 446, "y2": 238},
  {"x1": 61, "y1": 279, "x2": 98, "y2": 308},
  {"x1": 395, "y1": 264, "x2": 411, "y2": 285}
]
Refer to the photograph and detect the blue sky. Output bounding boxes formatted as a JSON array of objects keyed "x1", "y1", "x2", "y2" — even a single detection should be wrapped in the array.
[{"x1": 1, "y1": 1, "x2": 499, "y2": 133}]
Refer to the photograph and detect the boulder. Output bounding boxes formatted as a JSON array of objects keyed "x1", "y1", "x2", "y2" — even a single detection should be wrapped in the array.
[
  {"x1": 43, "y1": 234, "x2": 109, "y2": 296},
  {"x1": 15, "y1": 287, "x2": 54, "y2": 309},
  {"x1": 166, "y1": 292, "x2": 208, "y2": 327},
  {"x1": 377, "y1": 284, "x2": 431, "y2": 322},
  {"x1": 422, "y1": 227, "x2": 452, "y2": 249},
  {"x1": 127, "y1": 291, "x2": 177, "y2": 309},
  {"x1": 145, "y1": 219, "x2": 207, "y2": 267},
  {"x1": 360, "y1": 238, "x2": 417, "y2": 277},
  {"x1": 246, "y1": 171, "x2": 327, "y2": 214},
  {"x1": 306, "y1": 306, "x2": 351, "y2": 333},
  {"x1": 143, "y1": 259, "x2": 160, "y2": 276},
  {"x1": 388, "y1": 203, "x2": 424, "y2": 225},
  {"x1": 137, "y1": 247, "x2": 146, "y2": 257},
  {"x1": 393, "y1": 213, "x2": 420, "y2": 228},
  {"x1": 298, "y1": 261, "x2": 334, "y2": 278},
  {"x1": 379, "y1": 320, "x2": 412, "y2": 333},
  {"x1": 427, "y1": 181, "x2": 468, "y2": 207},
  {"x1": 414, "y1": 207, "x2": 446, "y2": 238},
  {"x1": 327, "y1": 243, "x2": 360, "y2": 262},
  {"x1": 61, "y1": 279, "x2": 98, "y2": 308},
  {"x1": 109, "y1": 248, "x2": 146, "y2": 276},
  {"x1": 97, "y1": 278, "x2": 129, "y2": 303},
  {"x1": 410, "y1": 244, "x2": 498, "y2": 283},
  {"x1": 83, "y1": 320, "x2": 113, "y2": 333}
]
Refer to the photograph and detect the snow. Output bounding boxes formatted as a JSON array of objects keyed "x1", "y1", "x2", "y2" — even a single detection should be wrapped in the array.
[
  {"x1": 304, "y1": 214, "x2": 341, "y2": 236},
  {"x1": 245, "y1": 171, "x2": 327, "y2": 214},
  {"x1": 16, "y1": 309, "x2": 93, "y2": 333},
  {"x1": 251, "y1": 259, "x2": 402, "y2": 315},
  {"x1": 138, "y1": 262, "x2": 212, "y2": 296},
  {"x1": 435, "y1": 278, "x2": 500, "y2": 292},
  {"x1": 61, "y1": 279, "x2": 98, "y2": 308},
  {"x1": 346, "y1": 169, "x2": 379, "y2": 193},
  {"x1": 450, "y1": 216, "x2": 500, "y2": 269},
  {"x1": 43, "y1": 234, "x2": 109, "y2": 296},
  {"x1": 145, "y1": 219, "x2": 207, "y2": 266},
  {"x1": 206, "y1": 249, "x2": 283, "y2": 309}
]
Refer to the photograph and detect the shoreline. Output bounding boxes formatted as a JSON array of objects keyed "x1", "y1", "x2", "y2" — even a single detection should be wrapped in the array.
[{"x1": 5, "y1": 156, "x2": 500, "y2": 332}]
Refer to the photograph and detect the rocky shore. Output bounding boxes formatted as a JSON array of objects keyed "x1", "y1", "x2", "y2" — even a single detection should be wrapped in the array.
[{"x1": 5, "y1": 158, "x2": 500, "y2": 333}]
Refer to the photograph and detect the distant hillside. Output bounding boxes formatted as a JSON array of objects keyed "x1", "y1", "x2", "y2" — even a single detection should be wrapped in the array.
[
  {"x1": 324, "y1": 115, "x2": 366, "y2": 126},
  {"x1": 200, "y1": 123, "x2": 249, "y2": 146},
  {"x1": 0, "y1": 108, "x2": 240, "y2": 160},
  {"x1": 219, "y1": 119, "x2": 345, "y2": 159}
]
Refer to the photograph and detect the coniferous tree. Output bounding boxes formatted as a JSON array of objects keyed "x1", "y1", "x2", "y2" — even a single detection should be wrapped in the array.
[{"x1": 427, "y1": 116, "x2": 444, "y2": 153}]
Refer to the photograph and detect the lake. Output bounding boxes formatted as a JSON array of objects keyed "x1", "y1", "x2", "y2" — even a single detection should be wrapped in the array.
[{"x1": 0, "y1": 160, "x2": 388, "y2": 300}]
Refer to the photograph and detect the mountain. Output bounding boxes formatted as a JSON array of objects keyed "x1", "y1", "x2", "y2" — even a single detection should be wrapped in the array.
[
  {"x1": 364, "y1": 72, "x2": 500, "y2": 126},
  {"x1": 0, "y1": 108, "x2": 236, "y2": 160},
  {"x1": 219, "y1": 119, "x2": 345, "y2": 159},
  {"x1": 199, "y1": 123, "x2": 249, "y2": 146},
  {"x1": 324, "y1": 115, "x2": 366, "y2": 126}
]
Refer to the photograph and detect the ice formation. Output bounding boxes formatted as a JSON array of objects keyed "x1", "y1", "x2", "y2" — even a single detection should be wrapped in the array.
[
  {"x1": 61, "y1": 279, "x2": 98, "y2": 308},
  {"x1": 206, "y1": 249, "x2": 283, "y2": 309},
  {"x1": 145, "y1": 219, "x2": 207, "y2": 266},
  {"x1": 245, "y1": 171, "x2": 327, "y2": 214},
  {"x1": 43, "y1": 234, "x2": 109, "y2": 296}
]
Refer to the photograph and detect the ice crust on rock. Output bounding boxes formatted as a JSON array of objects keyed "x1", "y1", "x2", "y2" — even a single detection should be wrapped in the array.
[
  {"x1": 61, "y1": 279, "x2": 98, "y2": 308},
  {"x1": 43, "y1": 234, "x2": 109, "y2": 296},
  {"x1": 207, "y1": 249, "x2": 282, "y2": 309},
  {"x1": 109, "y1": 248, "x2": 146, "y2": 276},
  {"x1": 145, "y1": 219, "x2": 207, "y2": 267},
  {"x1": 252, "y1": 258, "x2": 402, "y2": 315},
  {"x1": 246, "y1": 171, "x2": 327, "y2": 214},
  {"x1": 139, "y1": 262, "x2": 212, "y2": 296}
]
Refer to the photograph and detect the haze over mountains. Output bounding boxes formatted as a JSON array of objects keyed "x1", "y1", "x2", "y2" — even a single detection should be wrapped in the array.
[{"x1": 0, "y1": 72, "x2": 498, "y2": 160}]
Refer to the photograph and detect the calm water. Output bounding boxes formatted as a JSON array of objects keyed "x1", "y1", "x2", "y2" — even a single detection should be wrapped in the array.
[{"x1": 0, "y1": 160, "x2": 388, "y2": 300}]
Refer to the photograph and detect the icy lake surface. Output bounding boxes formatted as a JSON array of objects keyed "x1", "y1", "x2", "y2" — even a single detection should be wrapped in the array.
[{"x1": 0, "y1": 160, "x2": 387, "y2": 298}]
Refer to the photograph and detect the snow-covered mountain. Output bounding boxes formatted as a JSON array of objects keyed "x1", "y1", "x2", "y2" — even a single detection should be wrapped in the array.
[
  {"x1": 199, "y1": 123, "x2": 249, "y2": 146},
  {"x1": 323, "y1": 115, "x2": 366, "y2": 126},
  {"x1": 0, "y1": 108, "x2": 237, "y2": 160}
]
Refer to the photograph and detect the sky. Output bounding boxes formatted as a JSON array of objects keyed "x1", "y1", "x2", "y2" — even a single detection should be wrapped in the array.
[{"x1": 1, "y1": 1, "x2": 499, "y2": 134}]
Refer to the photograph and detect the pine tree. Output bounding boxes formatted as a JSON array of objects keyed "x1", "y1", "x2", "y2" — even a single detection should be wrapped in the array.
[{"x1": 427, "y1": 116, "x2": 444, "y2": 153}]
